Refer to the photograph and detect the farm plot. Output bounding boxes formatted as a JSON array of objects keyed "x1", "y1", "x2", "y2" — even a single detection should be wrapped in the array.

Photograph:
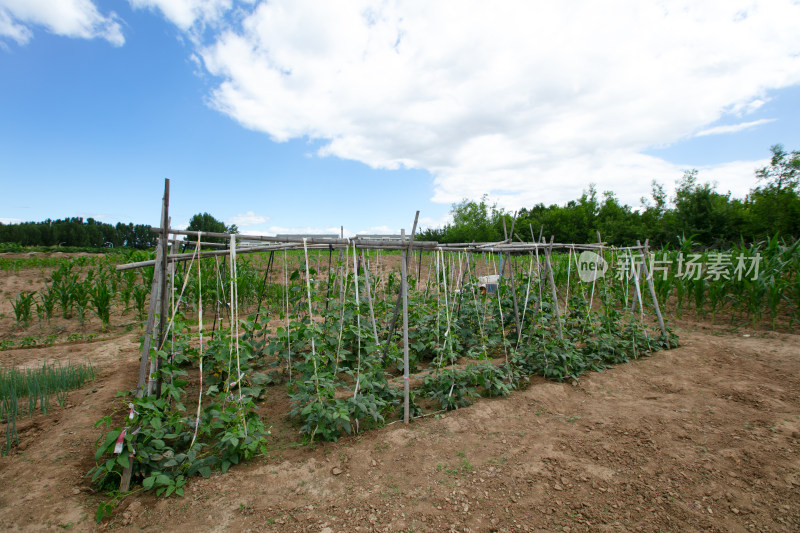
[
  {"x1": 1, "y1": 246, "x2": 799, "y2": 532},
  {"x1": 81, "y1": 234, "x2": 677, "y2": 502}
]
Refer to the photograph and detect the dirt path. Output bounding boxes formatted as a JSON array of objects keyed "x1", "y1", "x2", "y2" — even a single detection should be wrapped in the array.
[{"x1": 0, "y1": 324, "x2": 798, "y2": 532}]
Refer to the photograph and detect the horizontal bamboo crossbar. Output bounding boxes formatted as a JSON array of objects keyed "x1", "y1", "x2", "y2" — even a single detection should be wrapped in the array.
[
  {"x1": 114, "y1": 226, "x2": 645, "y2": 271},
  {"x1": 149, "y1": 227, "x2": 437, "y2": 248}
]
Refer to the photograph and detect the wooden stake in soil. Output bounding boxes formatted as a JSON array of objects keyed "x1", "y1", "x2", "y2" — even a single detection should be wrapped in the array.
[
  {"x1": 154, "y1": 179, "x2": 170, "y2": 398},
  {"x1": 638, "y1": 240, "x2": 669, "y2": 344},
  {"x1": 253, "y1": 251, "x2": 275, "y2": 325},
  {"x1": 388, "y1": 211, "x2": 419, "y2": 341},
  {"x1": 544, "y1": 237, "x2": 564, "y2": 339},
  {"x1": 136, "y1": 242, "x2": 163, "y2": 400},
  {"x1": 360, "y1": 251, "x2": 381, "y2": 352},
  {"x1": 122, "y1": 180, "x2": 169, "y2": 493},
  {"x1": 501, "y1": 217, "x2": 522, "y2": 340},
  {"x1": 191, "y1": 232, "x2": 204, "y2": 448},
  {"x1": 401, "y1": 229, "x2": 410, "y2": 425}
]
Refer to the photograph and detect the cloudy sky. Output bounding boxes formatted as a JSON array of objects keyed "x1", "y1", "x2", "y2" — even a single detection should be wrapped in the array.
[{"x1": 1, "y1": 0, "x2": 799, "y2": 236}]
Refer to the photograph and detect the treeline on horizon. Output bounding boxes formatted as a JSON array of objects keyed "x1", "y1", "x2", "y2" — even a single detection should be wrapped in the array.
[
  {"x1": 0, "y1": 212, "x2": 236, "y2": 250},
  {"x1": 2, "y1": 145, "x2": 798, "y2": 251},
  {"x1": 418, "y1": 144, "x2": 800, "y2": 248},
  {"x1": 0, "y1": 217, "x2": 158, "y2": 249}
]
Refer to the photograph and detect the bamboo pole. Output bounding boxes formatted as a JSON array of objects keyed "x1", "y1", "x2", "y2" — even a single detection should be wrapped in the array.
[
  {"x1": 121, "y1": 181, "x2": 169, "y2": 493},
  {"x1": 117, "y1": 238, "x2": 645, "y2": 272},
  {"x1": 252, "y1": 251, "x2": 275, "y2": 327},
  {"x1": 401, "y1": 229, "x2": 410, "y2": 425},
  {"x1": 628, "y1": 248, "x2": 645, "y2": 320},
  {"x1": 324, "y1": 245, "x2": 334, "y2": 312},
  {"x1": 360, "y1": 251, "x2": 381, "y2": 352},
  {"x1": 516, "y1": 251, "x2": 535, "y2": 349},
  {"x1": 544, "y1": 237, "x2": 564, "y2": 339},
  {"x1": 116, "y1": 243, "x2": 302, "y2": 271},
  {"x1": 589, "y1": 232, "x2": 602, "y2": 313},
  {"x1": 638, "y1": 240, "x2": 668, "y2": 344},
  {"x1": 166, "y1": 235, "x2": 177, "y2": 399},
  {"x1": 135, "y1": 242, "x2": 163, "y2": 399},
  {"x1": 630, "y1": 249, "x2": 646, "y2": 314},
  {"x1": 120, "y1": 241, "x2": 162, "y2": 494},
  {"x1": 387, "y1": 211, "x2": 419, "y2": 341},
  {"x1": 151, "y1": 226, "x2": 436, "y2": 247},
  {"x1": 170, "y1": 238, "x2": 228, "y2": 248},
  {"x1": 153, "y1": 226, "x2": 635, "y2": 251},
  {"x1": 501, "y1": 218, "x2": 522, "y2": 339},
  {"x1": 152, "y1": 179, "x2": 170, "y2": 398}
]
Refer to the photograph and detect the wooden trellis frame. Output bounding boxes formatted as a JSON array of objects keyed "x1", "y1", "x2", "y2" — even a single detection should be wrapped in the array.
[{"x1": 115, "y1": 178, "x2": 669, "y2": 491}]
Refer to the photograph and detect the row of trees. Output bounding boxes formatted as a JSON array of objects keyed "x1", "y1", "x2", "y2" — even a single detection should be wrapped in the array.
[
  {"x1": 0, "y1": 217, "x2": 159, "y2": 249},
  {"x1": 418, "y1": 145, "x2": 800, "y2": 247},
  {"x1": 0, "y1": 212, "x2": 238, "y2": 250}
]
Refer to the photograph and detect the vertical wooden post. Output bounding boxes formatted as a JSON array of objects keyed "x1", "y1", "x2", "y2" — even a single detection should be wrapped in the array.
[
  {"x1": 638, "y1": 240, "x2": 668, "y2": 345},
  {"x1": 530, "y1": 225, "x2": 543, "y2": 317},
  {"x1": 360, "y1": 251, "x2": 381, "y2": 351},
  {"x1": 401, "y1": 229, "x2": 410, "y2": 424},
  {"x1": 500, "y1": 217, "x2": 521, "y2": 339},
  {"x1": 630, "y1": 250, "x2": 646, "y2": 313},
  {"x1": 166, "y1": 234, "x2": 178, "y2": 395},
  {"x1": 628, "y1": 248, "x2": 645, "y2": 319},
  {"x1": 387, "y1": 211, "x2": 419, "y2": 341},
  {"x1": 544, "y1": 237, "x2": 564, "y2": 339},
  {"x1": 589, "y1": 231, "x2": 603, "y2": 312},
  {"x1": 136, "y1": 243, "x2": 163, "y2": 399},
  {"x1": 122, "y1": 179, "x2": 169, "y2": 493},
  {"x1": 254, "y1": 251, "x2": 276, "y2": 323},
  {"x1": 150, "y1": 179, "x2": 170, "y2": 397},
  {"x1": 336, "y1": 226, "x2": 345, "y2": 304},
  {"x1": 121, "y1": 242, "x2": 162, "y2": 493},
  {"x1": 324, "y1": 245, "x2": 334, "y2": 313}
]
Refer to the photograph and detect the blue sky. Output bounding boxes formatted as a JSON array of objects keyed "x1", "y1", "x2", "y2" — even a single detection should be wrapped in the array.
[{"x1": 1, "y1": 1, "x2": 799, "y2": 236}]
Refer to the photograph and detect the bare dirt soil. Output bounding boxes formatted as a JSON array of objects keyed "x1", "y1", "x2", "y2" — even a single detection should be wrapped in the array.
[{"x1": 1, "y1": 257, "x2": 799, "y2": 532}]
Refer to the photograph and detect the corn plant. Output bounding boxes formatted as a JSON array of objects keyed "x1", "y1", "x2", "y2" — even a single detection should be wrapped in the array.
[
  {"x1": 119, "y1": 270, "x2": 138, "y2": 313},
  {"x1": 72, "y1": 280, "x2": 90, "y2": 327},
  {"x1": 11, "y1": 291, "x2": 37, "y2": 328},
  {"x1": 38, "y1": 285, "x2": 56, "y2": 322},
  {"x1": 90, "y1": 275, "x2": 114, "y2": 331},
  {"x1": 132, "y1": 284, "x2": 149, "y2": 320}
]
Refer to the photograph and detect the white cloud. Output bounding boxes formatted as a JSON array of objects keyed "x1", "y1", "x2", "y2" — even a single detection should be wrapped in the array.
[
  {"x1": 79, "y1": 213, "x2": 108, "y2": 221},
  {"x1": 0, "y1": 217, "x2": 23, "y2": 224},
  {"x1": 695, "y1": 119, "x2": 776, "y2": 137},
  {"x1": 418, "y1": 214, "x2": 452, "y2": 231},
  {"x1": 129, "y1": 0, "x2": 232, "y2": 32},
  {"x1": 227, "y1": 210, "x2": 268, "y2": 227},
  {"x1": 0, "y1": 0, "x2": 123, "y2": 45},
  {"x1": 0, "y1": 7, "x2": 30, "y2": 44},
  {"x1": 695, "y1": 158, "x2": 770, "y2": 199},
  {"x1": 266, "y1": 225, "x2": 348, "y2": 238},
  {"x1": 158, "y1": 0, "x2": 800, "y2": 209},
  {"x1": 356, "y1": 225, "x2": 398, "y2": 236}
]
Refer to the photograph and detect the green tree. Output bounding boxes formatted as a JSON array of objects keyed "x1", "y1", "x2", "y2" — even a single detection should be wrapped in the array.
[
  {"x1": 640, "y1": 181, "x2": 671, "y2": 246},
  {"x1": 443, "y1": 196, "x2": 504, "y2": 243},
  {"x1": 670, "y1": 170, "x2": 751, "y2": 247},
  {"x1": 749, "y1": 144, "x2": 800, "y2": 238},
  {"x1": 518, "y1": 185, "x2": 600, "y2": 243},
  {"x1": 186, "y1": 213, "x2": 238, "y2": 244},
  {"x1": 596, "y1": 191, "x2": 643, "y2": 245}
]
